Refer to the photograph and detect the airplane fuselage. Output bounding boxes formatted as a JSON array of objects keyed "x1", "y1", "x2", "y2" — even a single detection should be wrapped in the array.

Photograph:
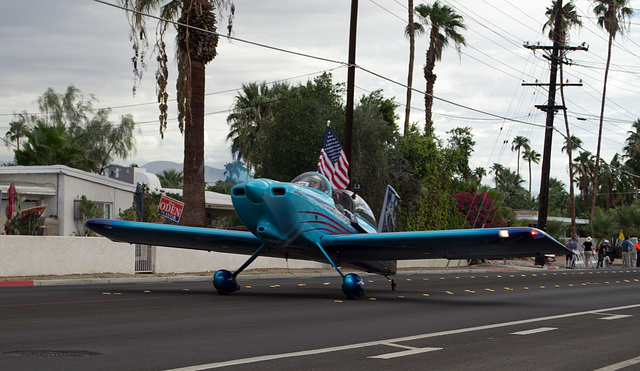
[{"x1": 230, "y1": 173, "x2": 393, "y2": 276}]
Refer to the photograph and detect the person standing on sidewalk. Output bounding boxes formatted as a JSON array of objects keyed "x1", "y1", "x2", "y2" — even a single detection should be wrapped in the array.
[
  {"x1": 583, "y1": 237, "x2": 594, "y2": 268},
  {"x1": 620, "y1": 236, "x2": 633, "y2": 268},
  {"x1": 597, "y1": 240, "x2": 608, "y2": 268}
]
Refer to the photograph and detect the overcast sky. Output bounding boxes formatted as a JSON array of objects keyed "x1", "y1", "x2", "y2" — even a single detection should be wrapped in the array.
[{"x1": 1, "y1": 0, "x2": 639, "y2": 194}]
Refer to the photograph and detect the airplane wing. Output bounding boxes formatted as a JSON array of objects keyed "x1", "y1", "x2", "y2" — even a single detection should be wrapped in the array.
[
  {"x1": 87, "y1": 220, "x2": 568, "y2": 263},
  {"x1": 319, "y1": 227, "x2": 570, "y2": 262},
  {"x1": 85, "y1": 219, "x2": 263, "y2": 255}
]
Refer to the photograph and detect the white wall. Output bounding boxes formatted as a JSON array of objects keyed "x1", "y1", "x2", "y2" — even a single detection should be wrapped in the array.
[
  {"x1": 154, "y1": 247, "x2": 331, "y2": 273},
  {"x1": 0, "y1": 236, "x2": 134, "y2": 276},
  {"x1": 0, "y1": 236, "x2": 459, "y2": 277}
]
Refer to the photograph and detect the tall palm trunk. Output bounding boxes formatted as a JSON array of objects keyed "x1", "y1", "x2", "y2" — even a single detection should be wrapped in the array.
[
  {"x1": 404, "y1": 0, "x2": 415, "y2": 136},
  {"x1": 591, "y1": 33, "x2": 613, "y2": 220},
  {"x1": 560, "y1": 64, "x2": 577, "y2": 240},
  {"x1": 528, "y1": 160, "x2": 532, "y2": 198},
  {"x1": 424, "y1": 28, "x2": 438, "y2": 136},
  {"x1": 181, "y1": 58, "x2": 207, "y2": 227}
]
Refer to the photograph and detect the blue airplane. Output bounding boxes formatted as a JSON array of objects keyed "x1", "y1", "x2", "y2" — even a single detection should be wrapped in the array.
[{"x1": 86, "y1": 171, "x2": 570, "y2": 299}]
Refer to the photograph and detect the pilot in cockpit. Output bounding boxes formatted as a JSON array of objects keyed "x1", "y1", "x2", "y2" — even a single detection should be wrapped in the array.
[
  {"x1": 292, "y1": 172, "x2": 330, "y2": 194},
  {"x1": 308, "y1": 176, "x2": 322, "y2": 190}
]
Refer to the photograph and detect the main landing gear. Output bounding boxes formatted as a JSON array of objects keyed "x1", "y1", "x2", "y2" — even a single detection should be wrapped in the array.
[
  {"x1": 211, "y1": 242, "x2": 368, "y2": 299},
  {"x1": 213, "y1": 243, "x2": 267, "y2": 295}
]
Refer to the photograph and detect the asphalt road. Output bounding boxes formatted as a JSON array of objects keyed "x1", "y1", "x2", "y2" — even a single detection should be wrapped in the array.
[{"x1": 2, "y1": 266, "x2": 640, "y2": 370}]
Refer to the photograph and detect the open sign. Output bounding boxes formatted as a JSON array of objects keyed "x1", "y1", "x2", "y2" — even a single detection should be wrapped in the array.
[{"x1": 157, "y1": 194, "x2": 184, "y2": 223}]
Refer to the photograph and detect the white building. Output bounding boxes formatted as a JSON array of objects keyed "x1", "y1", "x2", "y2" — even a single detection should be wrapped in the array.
[
  {"x1": 0, "y1": 165, "x2": 136, "y2": 236},
  {"x1": 0, "y1": 165, "x2": 235, "y2": 236}
]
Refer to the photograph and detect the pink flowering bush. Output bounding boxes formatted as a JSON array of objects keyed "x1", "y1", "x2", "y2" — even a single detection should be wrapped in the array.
[{"x1": 453, "y1": 189, "x2": 505, "y2": 228}]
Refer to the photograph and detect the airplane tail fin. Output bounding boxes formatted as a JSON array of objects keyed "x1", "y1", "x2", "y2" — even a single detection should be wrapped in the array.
[{"x1": 377, "y1": 185, "x2": 400, "y2": 233}]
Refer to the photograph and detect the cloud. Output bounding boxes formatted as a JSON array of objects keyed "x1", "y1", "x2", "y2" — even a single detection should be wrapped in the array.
[{"x1": 0, "y1": 0, "x2": 638, "y2": 194}]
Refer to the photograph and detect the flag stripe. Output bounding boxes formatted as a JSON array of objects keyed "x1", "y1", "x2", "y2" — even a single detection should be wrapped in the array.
[{"x1": 317, "y1": 126, "x2": 349, "y2": 190}]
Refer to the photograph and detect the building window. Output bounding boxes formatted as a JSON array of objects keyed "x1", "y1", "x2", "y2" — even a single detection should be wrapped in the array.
[{"x1": 73, "y1": 198, "x2": 113, "y2": 220}]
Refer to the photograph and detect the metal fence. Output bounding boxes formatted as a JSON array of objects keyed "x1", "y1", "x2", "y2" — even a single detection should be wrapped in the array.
[{"x1": 135, "y1": 244, "x2": 154, "y2": 273}]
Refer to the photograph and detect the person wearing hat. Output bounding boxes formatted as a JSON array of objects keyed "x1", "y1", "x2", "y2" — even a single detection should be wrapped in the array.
[{"x1": 582, "y1": 237, "x2": 595, "y2": 268}]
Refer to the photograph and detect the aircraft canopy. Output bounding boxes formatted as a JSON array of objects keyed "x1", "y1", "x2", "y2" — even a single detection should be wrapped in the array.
[{"x1": 292, "y1": 172, "x2": 331, "y2": 195}]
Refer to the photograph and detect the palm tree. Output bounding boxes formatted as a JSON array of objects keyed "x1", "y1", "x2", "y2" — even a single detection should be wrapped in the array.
[
  {"x1": 522, "y1": 148, "x2": 541, "y2": 198},
  {"x1": 544, "y1": 0, "x2": 582, "y2": 239},
  {"x1": 573, "y1": 151, "x2": 595, "y2": 213},
  {"x1": 14, "y1": 121, "x2": 94, "y2": 171},
  {"x1": 4, "y1": 112, "x2": 32, "y2": 151},
  {"x1": 591, "y1": 0, "x2": 633, "y2": 220},
  {"x1": 623, "y1": 119, "x2": 640, "y2": 198},
  {"x1": 120, "y1": 0, "x2": 234, "y2": 227},
  {"x1": 414, "y1": 1, "x2": 466, "y2": 135},
  {"x1": 157, "y1": 169, "x2": 184, "y2": 189},
  {"x1": 511, "y1": 136, "x2": 530, "y2": 175},
  {"x1": 490, "y1": 163, "x2": 505, "y2": 188},
  {"x1": 403, "y1": 0, "x2": 416, "y2": 136},
  {"x1": 472, "y1": 167, "x2": 487, "y2": 183},
  {"x1": 494, "y1": 167, "x2": 526, "y2": 197},
  {"x1": 226, "y1": 81, "x2": 288, "y2": 173}
]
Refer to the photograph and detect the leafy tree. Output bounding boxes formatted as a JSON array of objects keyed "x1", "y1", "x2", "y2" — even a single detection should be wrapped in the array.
[
  {"x1": 10, "y1": 86, "x2": 137, "y2": 173},
  {"x1": 414, "y1": 1, "x2": 466, "y2": 135},
  {"x1": 157, "y1": 169, "x2": 184, "y2": 189},
  {"x1": 393, "y1": 124, "x2": 463, "y2": 231},
  {"x1": 351, "y1": 90, "x2": 399, "y2": 213},
  {"x1": 591, "y1": 0, "x2": 633, "y2": 220},
  {"x1": 585, "y1": 209, "x2": 618, "y2": 254},
  {"x1": 84, "y1": 110, "x2": 137, "y2": 174},
  {"x1": 250, "y1": 73, "x2": 345, "y2": 181},
  {"x1": 120, "y1": 0, "x2": 235, "y2": 227},
  {"x1": 444, "y1": 126, "x2": 475, "y2": 181},
  {"x1": 611, "y1": 204, "x2": 640, "y2": 238}
]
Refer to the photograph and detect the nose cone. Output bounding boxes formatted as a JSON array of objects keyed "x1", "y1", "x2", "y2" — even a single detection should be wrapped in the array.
[{"x1": 244, "y1": 179, "x2": 270, "y2": 204}]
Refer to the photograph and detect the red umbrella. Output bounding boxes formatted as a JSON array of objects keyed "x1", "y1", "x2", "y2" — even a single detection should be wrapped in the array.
[{"x1": 6, "y1": 183, "x2": 16, "y2": 220}]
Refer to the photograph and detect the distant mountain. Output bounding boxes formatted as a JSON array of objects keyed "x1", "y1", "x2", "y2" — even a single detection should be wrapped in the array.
[{"x1": 142, "y1": 161, "x2": 226, "y2": 185}]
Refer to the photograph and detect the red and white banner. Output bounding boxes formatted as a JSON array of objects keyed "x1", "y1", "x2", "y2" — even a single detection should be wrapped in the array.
[
  {"x1": 157, "y1": 194, "x2": 184, "y2": 223},
  {"x1": 18, "y1": 205, "x2": 47, "y2": 219}
]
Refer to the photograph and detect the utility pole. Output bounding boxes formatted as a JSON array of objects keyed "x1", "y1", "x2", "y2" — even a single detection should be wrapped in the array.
[
  {"x1": 522, "y1": 0, "x2": 586, "y2": 231},
  {"x1": 536, "y1": 0, "x2": 563, "y2": 232},
  {"x1": 345, "y1": 0, "x2": 358, "y2": 181}
]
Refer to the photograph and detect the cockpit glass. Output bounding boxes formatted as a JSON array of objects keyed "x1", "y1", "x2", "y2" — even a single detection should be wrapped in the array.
[
  {"x1": 352, "y1": 193, "x2": 376, "y2": 226},
  {"x1": 332, "y1": 189, "x2": 376, "y2": 227},
  {"x1": 291, "y1": 172, "x2": 331, "y2": 195}
]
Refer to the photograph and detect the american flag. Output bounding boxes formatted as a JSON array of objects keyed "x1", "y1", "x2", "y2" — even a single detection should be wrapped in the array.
[{"x1": 317, "y1": 125, "x2": 350, "y2": 189}]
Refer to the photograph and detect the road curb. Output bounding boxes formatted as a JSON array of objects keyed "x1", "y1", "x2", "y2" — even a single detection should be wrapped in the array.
[{"x1": 1, "y1": 265, "x2": 564, "y2": 287}]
